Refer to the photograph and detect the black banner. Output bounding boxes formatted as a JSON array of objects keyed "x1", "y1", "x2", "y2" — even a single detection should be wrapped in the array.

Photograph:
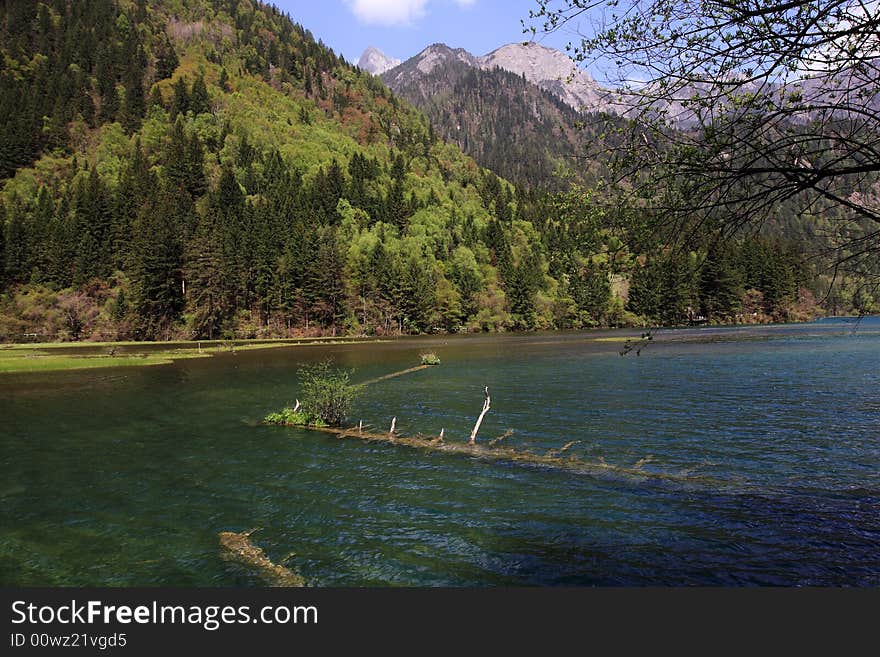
[{"x1": 2, "y1": 588, "x2": 875, "y2": 654}]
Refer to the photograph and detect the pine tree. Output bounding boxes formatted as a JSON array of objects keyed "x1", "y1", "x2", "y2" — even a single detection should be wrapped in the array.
[
  {"x1": 486, "y1": 219, "x2": 513, "y2": 283},
  {"x1": 0, "y1": 200, "x2": 5, "y2": 286},
  {"x1": 128, "y1": 184, "x2": 185, "y2": 339},
  {"x1": 385, "y1": 179, "x2": 408, "y2": 230},
  {"x1": 121, "y1": 40, "x2": 147, "y2": 131},
  {"x1": 570, "y1": 264, "x2": 611, "y2": 324},
  {"x1": 393, "y1": 254, "x2": 435, "y2": 333},
  {"x1": 164, "y1": 117, "x2": 191, "y2": 193},
  {"x1": 72, "y1": 165, "x2": 114, "y2": 283},
  {"x1": 28, "y1": 186, "x2": 54, "y2": 282},
  {"x1": 169, "y1": 76, "x2": 189, "y2": 118},
  {"x1": 3, "y1": 197, "x2": 28, "y2": 283},
  {"x1": 96, "y1": 42, "x2": 119, "y2": 122},
  {"x1": 699, "y1": 243, "x2": 743, "y2": 321},
  {"x1": 629, "y1": 253, "x2": 697, "y2": 325},
  {"x1": 189, "y1": 71, "x2": 211, "y2": 115},
  {"x1": 185, "y1": 213, "x2": 228, "y2": 339},
  {"x1": 184, "y1": 131, "x2": 207, "y2": 200},
  {"x1": 154, "y1": 33, "x2": 179, "y2": 81}
]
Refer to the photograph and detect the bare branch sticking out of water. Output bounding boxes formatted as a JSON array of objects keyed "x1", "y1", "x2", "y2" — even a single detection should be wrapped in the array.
[
  {"x1": 633, "y1": 455, "x2": 655, "y2": 470},
  {"x1": 469, "y1": 387, "x2": 491, "y2": 445}
]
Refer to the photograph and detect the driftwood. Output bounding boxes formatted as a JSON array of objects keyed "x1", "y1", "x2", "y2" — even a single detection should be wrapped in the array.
[{"x1": 219, "y1": 530, "x2": 306, "y2": 587}]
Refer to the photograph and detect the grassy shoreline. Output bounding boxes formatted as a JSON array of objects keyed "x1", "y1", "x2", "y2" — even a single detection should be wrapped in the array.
[{"x1": 0, "y1": 337, "x2": 385, "y2": 374}]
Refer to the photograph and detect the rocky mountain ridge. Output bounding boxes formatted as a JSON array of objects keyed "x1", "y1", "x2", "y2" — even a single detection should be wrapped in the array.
[{"x1": 367, "y1": 41, "x2": 619, "y2": 115}]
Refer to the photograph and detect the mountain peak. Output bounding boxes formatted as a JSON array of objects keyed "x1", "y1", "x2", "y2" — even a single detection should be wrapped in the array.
[
  {"x1": 381, "y1": 43, "x2": 480, "y2": 87},
  {"x1": 357, "y1": 46, "x2": 401, "y2": 75},
  {"x1": 413, "y1": 43, "x2": 480, "y2": 74},
  {"x1": 480, "y1": 42, "x2": 603, "y2": 111}
]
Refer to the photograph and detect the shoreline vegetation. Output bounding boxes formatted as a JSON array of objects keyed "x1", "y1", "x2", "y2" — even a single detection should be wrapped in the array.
[
  {"x1": 2, "y1": 314, "x2": 875, "y2": 374},
  {"x1": 0, "y1": 336, "x2": 385, "y2": 374}
]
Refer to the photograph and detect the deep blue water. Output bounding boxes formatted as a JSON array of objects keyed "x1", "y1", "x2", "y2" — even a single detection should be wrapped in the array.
[{"x1": 1, "y1": 318, "x2": 878, "y2": 585}]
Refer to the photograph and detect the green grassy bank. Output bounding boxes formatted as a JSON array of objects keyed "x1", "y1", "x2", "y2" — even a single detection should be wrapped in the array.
[{"x1": 0, "y1": 337, "x2": 383, "y2": 374}]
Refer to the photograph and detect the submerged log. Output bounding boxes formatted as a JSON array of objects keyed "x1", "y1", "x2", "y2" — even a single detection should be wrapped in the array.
[
  {"x1": 356, "y1": 364, "x2": 433, "y2": 387},
  {"x1": 275, "y1": 422, "x2": 720, "y2": 486},
  {"x1": 264, "y1": 365, "x2": 722, "y2": 487},
  {"x1": 219, "y1": 530, "x2": 306, "y2": 587}
]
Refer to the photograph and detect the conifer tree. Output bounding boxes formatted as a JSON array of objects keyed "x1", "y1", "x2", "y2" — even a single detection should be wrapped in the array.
[
  {"x1": 154, "y1": 33, "x2": 179, "y2": 81},
  {"x1": 72, "y1": 165, "x2": 114, "y2": 283},
  {"x1": 185, "y1": 212, "x2": 228, "y2": 339},
  {"x1": 169, "y1": 76, "x2": 189, "y2": 118},
  {"x1": 699, "y1": 243, "x2": 743, "y2": 321},
  {"x1": 121, "y1": 38, "x2": 147, "y2": 131},
  {"x1": 0, "y1": 200, "x2": 5, "y2": 286},
  {"x1": 189, "y1": 71, "x2": 211, "y2": 115},
  {"x1": 3, "y1": 197, "x2": 27, "y2": 283},
  {"x1": 128, "y1": 184, "x2": 185, "y2": 339}
]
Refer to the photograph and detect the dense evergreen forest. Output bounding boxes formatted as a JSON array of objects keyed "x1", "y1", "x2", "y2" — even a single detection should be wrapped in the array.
[{"x1": 0, "y1": 0, "x2": 859, "y2": 342}]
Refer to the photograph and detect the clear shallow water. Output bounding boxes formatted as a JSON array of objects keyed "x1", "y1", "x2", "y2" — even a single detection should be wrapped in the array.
[{"x1": 1, "y1": 318, "x2": 878, "y2": 586}]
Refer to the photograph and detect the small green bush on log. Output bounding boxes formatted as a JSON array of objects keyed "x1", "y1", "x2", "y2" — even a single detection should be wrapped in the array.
[{"x1": 299, "y1": 361, "x2": 358, "y2": 426}]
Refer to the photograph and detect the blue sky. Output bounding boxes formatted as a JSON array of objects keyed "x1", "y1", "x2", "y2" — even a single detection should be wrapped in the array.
[{"x1": 273, "y1": 1, "x2": 584, "y2": 67}]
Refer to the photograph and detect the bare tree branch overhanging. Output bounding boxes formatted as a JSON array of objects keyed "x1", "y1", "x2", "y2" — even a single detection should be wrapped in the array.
[{"x1": 525, "y1": 1, "x2": 880, "y2": 278}]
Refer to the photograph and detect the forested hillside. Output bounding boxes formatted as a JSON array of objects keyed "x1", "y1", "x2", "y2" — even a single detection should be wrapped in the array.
[{"x1": 0, "y1": 0, "x2": 850, "y2": 342}]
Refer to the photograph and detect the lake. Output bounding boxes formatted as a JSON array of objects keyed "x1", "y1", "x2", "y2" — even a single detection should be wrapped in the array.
[{"x1": 1, "y1": 318, "x2": 878, "y2": 586}]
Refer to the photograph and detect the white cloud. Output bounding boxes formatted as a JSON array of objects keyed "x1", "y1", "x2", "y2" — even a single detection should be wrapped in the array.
[
  {"x1": 344, "y1": 0, "x2": 475, "y2": 26},
  {"x1": 346, "y1": 0, "x2": 428, "y2": 26}
]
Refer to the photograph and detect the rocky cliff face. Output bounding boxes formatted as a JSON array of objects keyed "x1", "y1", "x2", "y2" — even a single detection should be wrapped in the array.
[{"x1": 480, "y1": 43, "x2": 614, "y2": 113}]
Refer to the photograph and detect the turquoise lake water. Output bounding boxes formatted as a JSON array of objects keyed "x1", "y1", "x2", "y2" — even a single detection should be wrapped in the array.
[{"x1": 1, "y1": 318, "x2": 878, "y2": 585}]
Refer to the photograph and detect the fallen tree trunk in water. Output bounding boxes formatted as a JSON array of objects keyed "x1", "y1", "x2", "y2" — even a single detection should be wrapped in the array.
[
  {"x1": 355, "y1": 364, "x2": 432, "y2": 387},
  {"x1": 272, "y1": 422, "x2": 722, "y2": 486},
  {"x1": 219, "y1": 530, "x2": 306, "y2": 587}
]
